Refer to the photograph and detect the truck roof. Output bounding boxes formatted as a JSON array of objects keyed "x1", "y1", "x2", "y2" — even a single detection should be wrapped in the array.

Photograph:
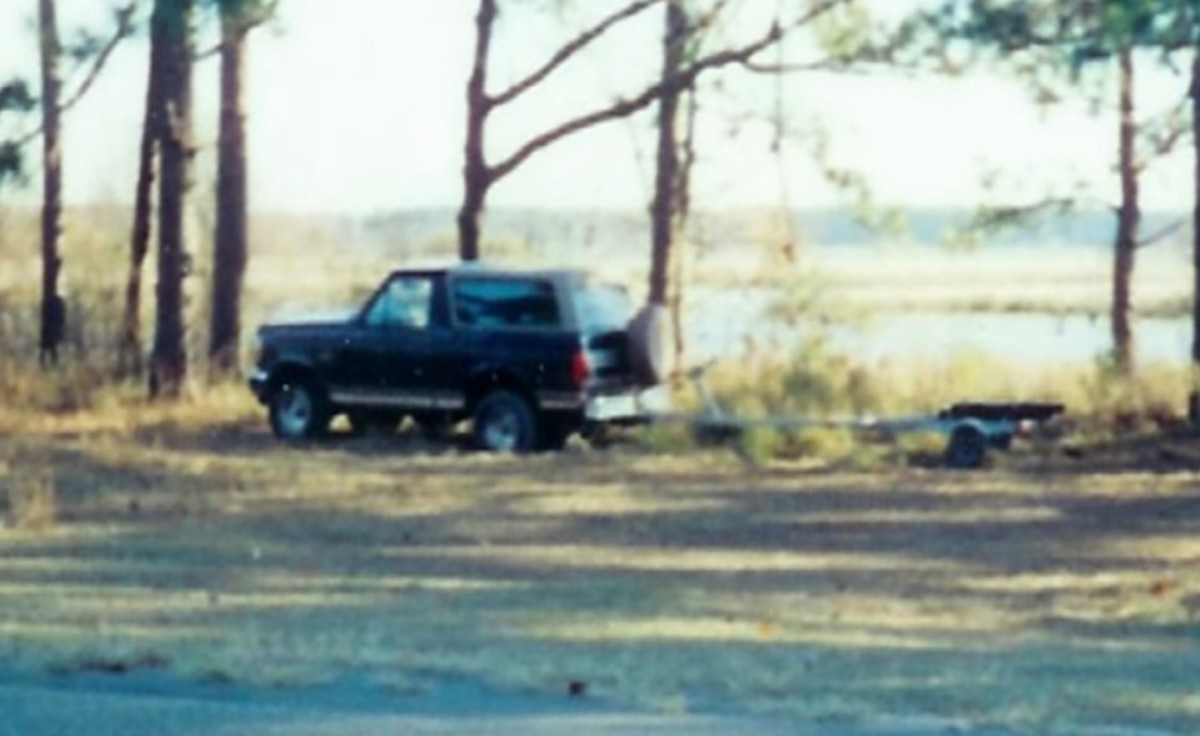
[{"x1": 390, "y1": 261, "x2": 591, "y2": 283}]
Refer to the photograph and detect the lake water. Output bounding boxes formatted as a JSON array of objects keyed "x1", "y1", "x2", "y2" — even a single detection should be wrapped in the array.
[{"x1": 685, "y1": 289, "x2": 1193, "y2": 366}]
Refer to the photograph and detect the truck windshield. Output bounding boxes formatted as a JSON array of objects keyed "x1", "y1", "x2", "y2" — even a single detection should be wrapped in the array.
[{"x1": 575, "y1": 282, "x2": 633, "y2": 332}]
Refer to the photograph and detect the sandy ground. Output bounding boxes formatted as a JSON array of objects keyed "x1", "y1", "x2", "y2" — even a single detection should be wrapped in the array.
[{"x1": 2, "y1": 421, "x2": 1200, "y2": 734}]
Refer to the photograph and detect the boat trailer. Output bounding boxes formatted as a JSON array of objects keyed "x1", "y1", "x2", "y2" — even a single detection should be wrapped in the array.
[{"x1": 655, "y1": 365, "x2": 1065, "y2": 469}]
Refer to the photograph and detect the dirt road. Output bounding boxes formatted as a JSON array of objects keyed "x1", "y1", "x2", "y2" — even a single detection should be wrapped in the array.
[{"x1": 0, "y1": 680, "x2": 819, "y2": 736}]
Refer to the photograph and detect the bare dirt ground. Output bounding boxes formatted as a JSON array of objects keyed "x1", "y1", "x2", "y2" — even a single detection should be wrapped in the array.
[{"x1": 2, "y1": 417, "x2": 1200, "y2": 734}]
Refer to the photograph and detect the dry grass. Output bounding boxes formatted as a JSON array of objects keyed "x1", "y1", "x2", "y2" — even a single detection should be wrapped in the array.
[
  {"x1": 676, "y1": 338, "x2": 1190, "y2": 466},
  {"x1": 1, "y1": 405, "x2": 1199, "y2": 731},
  {"x1": 0, "y1": 463, "x2": 57, "y2": 533}
]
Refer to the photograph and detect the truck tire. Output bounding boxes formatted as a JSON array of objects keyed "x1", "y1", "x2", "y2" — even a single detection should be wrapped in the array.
[
  {"x1": 269, "y1": 378, "x2": 331, "y2": 440},
  {"x1": 628, "y1": 304, "x2": 671, "y2": 386},
  {"x1": 472, "y1": 390, "x2": 537, "y2": 453}
]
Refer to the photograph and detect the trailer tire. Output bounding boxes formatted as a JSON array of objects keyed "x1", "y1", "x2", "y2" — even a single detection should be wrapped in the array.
[{"x1": 945, "y1": 425, "x2": 987, "y2": 470}]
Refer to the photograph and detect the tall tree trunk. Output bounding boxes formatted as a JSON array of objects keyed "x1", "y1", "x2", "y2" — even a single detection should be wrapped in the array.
[
  {"x1": 670, "y1": 85, "x2": 698, "y2": 369},
  {"x1": 118, "y1": 26, "x2": 164, "y2": 377},
  {"x1": 1190, "y1": 49, "x2": 1200, "y2": 424},
  {"x1": 209, "y1": 11, "x2": 249, "y2": 375},
  {"x1": 649, "y1": 0, "x2": 687, "y2": 307},
  {"x1": 1112, "y1": 45, "x2": 1139, "y2": 375},
  {"x1": 457, "y1": 0, "x2": 496, "y2": 262},
  {"x1": 37, "y1": 0, "x2": 64, "y2": 367},
  {"x1": 149, "y1": 0, "x2": 194, "y2": 398}
]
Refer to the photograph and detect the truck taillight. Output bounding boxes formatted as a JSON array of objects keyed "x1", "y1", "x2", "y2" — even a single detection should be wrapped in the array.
[{"x1": 571, "y1": 348, "x2": 590, "y2": 388}]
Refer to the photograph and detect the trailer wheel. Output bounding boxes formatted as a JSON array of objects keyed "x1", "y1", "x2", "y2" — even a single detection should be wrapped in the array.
[{"x1": 945, "y1": 425, "x2": 987, "y2": 470}]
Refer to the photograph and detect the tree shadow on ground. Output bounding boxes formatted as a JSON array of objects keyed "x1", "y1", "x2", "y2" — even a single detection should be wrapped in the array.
[{"x1": 2, "y1": 431, "x2": 1200, "y2": 732}]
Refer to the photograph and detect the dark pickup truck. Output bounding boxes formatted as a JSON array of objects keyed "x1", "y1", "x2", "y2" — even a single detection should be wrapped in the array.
[{"x1": 248, "y1": 263, "x2": 669, "y2": 452}]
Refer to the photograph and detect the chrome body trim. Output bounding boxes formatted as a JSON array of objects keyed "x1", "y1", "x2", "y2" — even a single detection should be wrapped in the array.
[{"x1": 329, "y1": 389, "x2": 466, "y2": 412}]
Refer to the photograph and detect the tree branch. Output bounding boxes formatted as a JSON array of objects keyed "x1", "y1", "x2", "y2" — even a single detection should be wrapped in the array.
[
  {"x1": 1135, "y1": 91, "x2": 1191, "y2": 167},
  {"x1": 490, "y1": 0, "x2": 662, "y2": 109},
  {"x1": 14, "y1": 1, "x2": 138, "y2": 147},
  {"x1": 689, "y1": 0, "x2": 734, "y2": 36},
  {"x1": 221, "y1": 0, "x2": 279, "y2": 35},
  {"x1": 742, "y1": 58, "x2": 839, "y2": 73},
  {"x1": 1137, "y1": 218, "x2": 1185, "y2": 249},
  {"x1": 966, "y1": 196, "x2": 1077, "y2": 232},
  {"x1": 490, "y1": 0, "x2": 847, "y2": 184},
  {"x1": 742, "y1": 39, "x2": 932, "y2": 74},
  {"x1": 60, "y1": 2, "x2": 139, "y2": 114},
  {"x1": 194, "y1": 42, "x2": 221, "y2": 62},
  {"x1": 195, "y1": 0, "x2": 279, "y2": 62},
  {"x1": 240, "y1": 0, "x2": 280, "y2": 30},
  {"x1": 741, "y1": 56, "x2": 920, "y2": 74},
  {"x1": 742, "y1": 12, "x2": 931, "y2": 77}
]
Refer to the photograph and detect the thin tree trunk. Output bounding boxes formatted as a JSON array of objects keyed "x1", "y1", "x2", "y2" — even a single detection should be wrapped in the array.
[
  {"x1": 649, "y1": 0, "x2": 687, "y2": 307},
  {"x1": 670, "y1": 85, "x2": 698, "y2": 369},
  {"x1": 38, "y1": 0, "x2": 64, "y2": 367},
  {"x1": 118, "y1": 28, "x2": 164, "y2": 377},
  {"x1": 457, "y1": 0, "x2": 496, "y2": 262},
  {"x1": 209, "y1": 12, "x2": 249, "y2": 375},
  {"x1": 149, "y1": 0, "x2": 194, "y2": 398},
  {"x1": 1112, "y1": 45, "x2": 1139, "y2": 375},
  {"x1": 1190, "y1": 49, "x2": 1200, "y2": 424}
]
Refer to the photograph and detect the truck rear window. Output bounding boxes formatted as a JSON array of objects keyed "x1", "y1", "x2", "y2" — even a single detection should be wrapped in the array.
[{"x1": 575, "y1": 282, "x2": 633, "y2": 332}]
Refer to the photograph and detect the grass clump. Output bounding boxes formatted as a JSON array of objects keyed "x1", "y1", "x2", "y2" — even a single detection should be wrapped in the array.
[
  {"x1": 735, "y1": 426, "x2": 864, "y2": 467},
  {"x1": 2, "y1": 467, "x2": 58, "y2": 533},
  {"x1": 697, "y1": 335, "x2": 878, "y2": 419},
  {"x1": 637, "y1": 423, "x2": 698, "y2": 454},
  {"x1": 1068, "y1": 357, "x2": 1187, "y2": 436}
]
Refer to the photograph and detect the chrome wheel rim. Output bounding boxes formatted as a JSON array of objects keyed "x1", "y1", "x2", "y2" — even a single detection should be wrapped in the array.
[
  {"x1": 276, "y1": 385, "x2": 313, "y2": 438},
  {"x1": 481, "y1": 406, "x2": 521, "y2": 452}
]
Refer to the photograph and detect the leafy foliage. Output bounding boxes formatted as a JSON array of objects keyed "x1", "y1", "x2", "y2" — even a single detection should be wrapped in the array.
[
  {"x1": 0, "y1": 79, "x2": 35, "y2": 187},
  {"x1": 0, "y1": 79, "x2": 37, "y2": 113},
  {"x1": 0, "y1": 142, "x2": 24, "y2": 187},
  {"x1": 928, "y1": 0, "x2": 1199, "y2": 68}
]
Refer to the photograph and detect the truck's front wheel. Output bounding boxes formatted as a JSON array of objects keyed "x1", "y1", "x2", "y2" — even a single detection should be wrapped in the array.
[{"x1": 270, "y1": 378, "x2": 330, "y2": 440}]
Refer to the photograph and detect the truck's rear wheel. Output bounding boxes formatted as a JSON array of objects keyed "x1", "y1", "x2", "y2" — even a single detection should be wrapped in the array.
[{"x1": 472, "y1": 391, "x2": 536, "y2": 453}]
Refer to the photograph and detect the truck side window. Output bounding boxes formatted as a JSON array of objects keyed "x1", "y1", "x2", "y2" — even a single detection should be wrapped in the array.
[
  {"x1": 365, "y1": 276, "x2": 433, "y2": 329},
  {"x1": 452, "y1": 278, "x2": 559, "y2": 329}
]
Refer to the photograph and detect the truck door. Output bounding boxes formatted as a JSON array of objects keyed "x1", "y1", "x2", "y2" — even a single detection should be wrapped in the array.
[{"x1": 349, "y1": 273, "x2": 439, "y2": 409}]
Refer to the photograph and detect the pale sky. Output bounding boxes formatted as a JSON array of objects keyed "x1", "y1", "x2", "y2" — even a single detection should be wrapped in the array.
[{"x1": 0, "y1": 0, "x2": 1194, "y2": 215}]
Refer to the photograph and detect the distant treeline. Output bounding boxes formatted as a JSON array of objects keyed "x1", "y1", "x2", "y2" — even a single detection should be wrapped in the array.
[{"x1": 359, "y1": 206, "x2": 1193, "y2": 257}]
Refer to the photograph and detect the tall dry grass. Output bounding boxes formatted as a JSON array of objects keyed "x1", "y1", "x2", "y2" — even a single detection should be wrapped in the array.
[
  {"x1": 670, "y1": 332, "x2": 1191, "y2": 464},
  {"x1": 1, "y1": 203, "x2": 1194, "y2": 453},
  {"x1": 0, "y1": 204, "x2": 391, "y2": 416}
]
